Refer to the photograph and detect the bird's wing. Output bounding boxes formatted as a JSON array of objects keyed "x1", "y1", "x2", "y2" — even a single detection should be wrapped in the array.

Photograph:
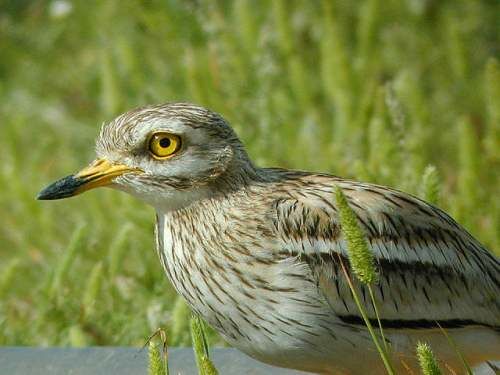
[{"x1": 269, "y1": 178, "x2": 500, "y2": 329}]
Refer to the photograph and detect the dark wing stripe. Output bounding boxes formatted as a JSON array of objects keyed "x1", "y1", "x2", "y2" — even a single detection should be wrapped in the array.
[{"x1": 337, "y1": 315, "x2": 498, "y2": 330}]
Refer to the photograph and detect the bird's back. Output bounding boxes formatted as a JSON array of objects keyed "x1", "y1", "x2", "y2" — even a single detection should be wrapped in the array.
[{"x1": 261, "y1": 168, "x2": 500, "y2": 328}]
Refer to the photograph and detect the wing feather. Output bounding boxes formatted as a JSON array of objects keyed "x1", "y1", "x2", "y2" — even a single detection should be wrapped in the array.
[{"x1": 270, "y1": 179, "x2": 500, "y2": 328}]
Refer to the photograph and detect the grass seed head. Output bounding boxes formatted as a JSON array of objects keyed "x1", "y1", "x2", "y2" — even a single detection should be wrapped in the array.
[{"x1": 335, "y1": 187, "x2": 378, "y2": 285}]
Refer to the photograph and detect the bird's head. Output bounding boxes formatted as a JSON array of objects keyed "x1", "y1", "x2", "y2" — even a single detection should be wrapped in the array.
[{"x1": 37, "y1": 103, "x2": 255, "y2": 211}]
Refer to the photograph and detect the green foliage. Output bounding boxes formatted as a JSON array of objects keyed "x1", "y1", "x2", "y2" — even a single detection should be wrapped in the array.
[
  {"x1": 68, "y1": 325, "x2": 90, "y2": 347},
  {"x1": 420, "y1": 165, "x2": 441, "y2": 206},
  {"x1": 455, "y1": 116, "x2": 482, "y2": 226},
  {"x1": 82, "y1": 262, "x2": 104, "y2": 319},
  {"x1": 484, "y1": 58, "x2": 500, "y2": 158},
  {"x1": 170, "y1": 296, "x2": 192, "y2": 346},
  {"x1": 0, "y1": 258, "x2": 21, "y2": 299},
  {"x1": 0, "y1": 0, "x2": 497, "y2": 347},
  {"x1": 335, "y1": 187, "x2": 378, "y2": 284},
  {"x1": 190, "y1": 315, "x2": 219, "y2": 375},
  {"x1": 108, "y1": 223, "x2": 133, "y2": 279},
  {"x1": 48, "y1": 224, "x2": 88, "y2": 300},
  {"x1": 416, "y1": 342, "x2": 442, "y2": 375}
]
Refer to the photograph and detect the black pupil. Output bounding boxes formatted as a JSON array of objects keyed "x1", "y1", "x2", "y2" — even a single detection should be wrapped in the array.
[{"x1": 159, "y1": 137, "x2": 171, "y2": 148}]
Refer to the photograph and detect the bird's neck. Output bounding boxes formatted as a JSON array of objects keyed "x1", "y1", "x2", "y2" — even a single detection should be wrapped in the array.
[{"x1": 152, "y1": 158, "x2": 262, "y2": 213}]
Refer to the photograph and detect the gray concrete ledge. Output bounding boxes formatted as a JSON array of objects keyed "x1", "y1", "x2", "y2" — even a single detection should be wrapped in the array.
[
  {"x1": 0, "y1": 347, "x2": 310, "y2": 375},
  {"x1": 0, "y1": 347, "x2": 496, "y2": 374}
]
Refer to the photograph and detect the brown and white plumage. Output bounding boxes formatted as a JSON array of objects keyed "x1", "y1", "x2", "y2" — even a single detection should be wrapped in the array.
[
  {"x1": 272, "y1": 174, "x2": 499, "y2": 327},
  {"x1": 38, "y1": 103, "x2": 500, "y2": 374}
]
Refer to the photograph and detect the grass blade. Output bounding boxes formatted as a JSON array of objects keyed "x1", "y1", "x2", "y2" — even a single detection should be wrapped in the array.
[
  {"x1": 335, "y1": 187, "x2": 394, "y2": 374},
  {"x1": 190, "y1": 314, "x2": 218, "y2": 375},
  {"x1": 436, "y1": 323, "x2": 472, "y2": 375},
  {"x1": 148, "y1": 341, "x2": 167, "y2": 375}
]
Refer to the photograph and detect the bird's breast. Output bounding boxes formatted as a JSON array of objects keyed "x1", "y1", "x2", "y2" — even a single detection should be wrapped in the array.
[{"x1": 154, "y1": 211, "x2": 354, "y2": 363}]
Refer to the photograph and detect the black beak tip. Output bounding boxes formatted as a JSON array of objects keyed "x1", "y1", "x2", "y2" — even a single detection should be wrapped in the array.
[
  {"x1": 36, "y1": 189, "x2": 57, "y2": 200},
  {"x1": 37, "y1": 175, "x2": 84, "y2": 201},
  {"x1": 36, "y1": 191, "x2": 47, "y2": 200}
]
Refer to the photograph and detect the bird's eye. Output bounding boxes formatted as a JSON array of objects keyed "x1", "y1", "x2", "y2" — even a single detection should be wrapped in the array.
[{"x1": 148, "y1": 132, "x2": 181, "y2": 159}]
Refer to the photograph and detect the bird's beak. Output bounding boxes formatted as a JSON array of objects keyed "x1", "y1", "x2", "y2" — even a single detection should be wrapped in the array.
[{"x1": 37, "y1": 159, "x2": 141, "y2": 200}]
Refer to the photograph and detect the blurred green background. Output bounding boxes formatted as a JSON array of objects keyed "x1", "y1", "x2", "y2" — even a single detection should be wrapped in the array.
[{"x1": 0, "y1": 0, "x2": 498, "y2": 347}]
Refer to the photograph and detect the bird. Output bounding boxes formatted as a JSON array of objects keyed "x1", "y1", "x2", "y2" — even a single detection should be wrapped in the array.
[{"x1": 38, "y1": 102, "x2": 499, "y2": 374}]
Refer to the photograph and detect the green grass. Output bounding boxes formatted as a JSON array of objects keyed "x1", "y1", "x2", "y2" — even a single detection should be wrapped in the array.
[
  {"x1": 190, "y1": 315, "x2": 218, "y2": 375},
  {"x1": 0, "y1": 0, "x2": 498, "y2": 350}
]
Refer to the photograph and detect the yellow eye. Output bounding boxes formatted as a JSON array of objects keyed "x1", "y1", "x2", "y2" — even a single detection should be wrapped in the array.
[{"x1": 148, "y1": 132, "x2": 181, "y2": 159}]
